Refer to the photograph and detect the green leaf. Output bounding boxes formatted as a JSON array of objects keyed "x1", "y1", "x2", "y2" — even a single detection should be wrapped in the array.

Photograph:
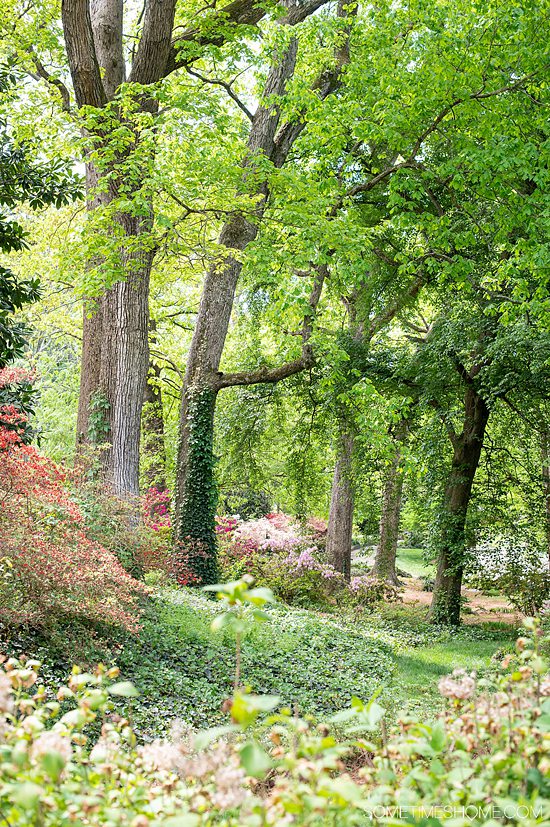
[
  {"x1": 430, "y1": 722, "x2": 446, "y2": 753},
  {"x1": 10, "y1": 781, "x2": 43, "y2": 809},
  {"x1": 108, "y1": 681, "x2": 140, "y2": 698},
  {"x1": 193, "y1": 725, "x2": 238, "y2": 750},
  {"x1": 231, "y1": 692, "x2": 280, "y2": 728},
  {"x1": 158, "y1": 816, "x2": 200, "y2": 827},
  {"x1": 60, "y1": 708, "x2": 87, "y2": 727},
  {"x1": 40, "y1": 750, "x2": 66, "y2": 780},
  {"x1": 239, "y1": 740, "x2": 272, "y2": 777}
]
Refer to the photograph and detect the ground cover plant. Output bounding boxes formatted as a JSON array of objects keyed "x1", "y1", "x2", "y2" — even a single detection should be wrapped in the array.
[{"x1": 0, "y1": 607, "x2": 547, "y2": 826}]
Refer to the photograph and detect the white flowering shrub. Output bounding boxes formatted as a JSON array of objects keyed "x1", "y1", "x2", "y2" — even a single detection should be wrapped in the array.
[{"x1": 467, "y1": 538, "x2": 550, "y2": 614}]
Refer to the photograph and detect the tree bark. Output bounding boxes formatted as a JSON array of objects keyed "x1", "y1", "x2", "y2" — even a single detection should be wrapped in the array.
[
  {"x1": 372, "y1": 418, "x2": 409, "y2": 584},
  {"x1": 326, "y1": 425, "x2": 355, "y2": 580},
  {"x1": 142, "y1": 321, "x2": 167, "y2": 491},
  {"x1": 429, "y1": 386, "x2": 490, "y2": 625}
]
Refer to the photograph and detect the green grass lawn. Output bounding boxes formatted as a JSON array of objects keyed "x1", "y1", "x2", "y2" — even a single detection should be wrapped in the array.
[
  {"x1": 395, "y1": 546, "x2": 434, "y2": 578},
  {"x1": 364, "y1": 601, "x2": 519, "y2": 719}
]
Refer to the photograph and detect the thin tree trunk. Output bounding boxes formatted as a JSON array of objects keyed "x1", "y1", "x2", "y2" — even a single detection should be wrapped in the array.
[
  {"x1": 372, "y1": 418, "x2": 409, "y2": 584},
  {"x1": 143, "y1": 321, "x2": 167, "y2": 492},
  {"x1": 326, "y1": 425, "x2": 355, "y2": 581},
  {"x1": 429, "y1": 387, "x2": 489, "y2": 625}
]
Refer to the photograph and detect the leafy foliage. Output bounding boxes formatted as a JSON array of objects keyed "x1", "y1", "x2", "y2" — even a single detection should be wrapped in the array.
[
  {"x1": 0, "y1": 404, "x2": 147, "y2": 630},
  {"x1": 0, "y1": 619, "x2": 547, "y2": 825}
]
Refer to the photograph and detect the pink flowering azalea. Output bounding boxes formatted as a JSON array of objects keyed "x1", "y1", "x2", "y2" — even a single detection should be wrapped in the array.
[
  {"x1": 283, "y1": 547, "x2": 340, "y2": 580},
  {"x1": 142, "y1": 487, "x2": 171, "y2": 530},
  {"x1": 234, "y1": 517, "x2": 302, "y2": 552}
]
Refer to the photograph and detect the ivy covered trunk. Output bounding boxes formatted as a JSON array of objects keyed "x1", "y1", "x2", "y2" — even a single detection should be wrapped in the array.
[
  {"x1": 429, "y1": 387, "x2": 489, "y2": 625},
  {"x1": 372, "y1": 418, "x2": 409, "y2": 584},
  {"x1": 326, "y1": 426, "x2": 355, "y2": 581},
  {"x1": 174, "y1": 41, "x2": 300, "y2": 584},
  {"x1": 174, "y1": 215, "x2": 257, "y2": 584},
  {"x1": 176, "y1": 385, "x2": 219, "y2": 585}
]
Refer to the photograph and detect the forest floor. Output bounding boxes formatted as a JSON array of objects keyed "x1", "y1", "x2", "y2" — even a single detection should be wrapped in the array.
[
  {"x1": 372, "y1": 547, "x2": 520, "y2": 716},
  {"x1": 2, "y1": 547, "x2": 520, "y2": 738}
]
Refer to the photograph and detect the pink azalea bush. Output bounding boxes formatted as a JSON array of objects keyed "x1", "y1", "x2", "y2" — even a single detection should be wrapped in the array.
[
  {"x1": 142, "y1": 486, "x2": 171, "y2": 531},
  {"x1": 215, "y1": 511, "x2": 402, "y2": 609},
  {"x1": 233, "y1": 515, "x2": 302, "y2": 552}
]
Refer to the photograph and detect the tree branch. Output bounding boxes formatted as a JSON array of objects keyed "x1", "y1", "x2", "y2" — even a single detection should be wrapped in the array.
[
  {"x1": 185, "y1": 66, "x2": 254, "y2": 120},
  {"x1": 129, "y1": 0, "x2": 177, "y2": 85},
  {"x1": 27, "y1": 50, "x2": 72, "y2": 112},
  {"x1": 271, "y1": 0, "x2": 357, "y2": 168},
  {"x1": 164, "y1": 0, "x2": 331, "y2": 78},
  {"x1": 216, "y1": 263, "x2": 328, "y2": 389},
  {"x1": 61, "y1": 0, "x2": 106, "y2": 108},
  {"x1": 368, "y1": 273, "x2": 425, "y2": 339},
  {"x1": 428, "y1": 400, "x2": 459, "y2": 449}
]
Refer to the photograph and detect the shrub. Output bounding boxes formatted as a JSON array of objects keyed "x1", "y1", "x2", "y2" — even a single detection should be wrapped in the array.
[
  {"x1": 349, "y1": 576, "x2": 401, "y2": 608},
  {"x1": 142, "y1": 486, "x2": 171, "y2": 531},
  {"x1": 75, "y1": 472, "x2": 172, "y2": 578},
  {"x1": 468, "y1": 539, "x2": 550, "y2": 614},
  {"x1": 421, "y1": 575, "x2": 435, "y2": 592},
  {"x1": 263, "y1": 547, "x2": 346, "y2": 607},
  {"x1": 0, "y1": 410, "x2": 146, "y2": 631}
]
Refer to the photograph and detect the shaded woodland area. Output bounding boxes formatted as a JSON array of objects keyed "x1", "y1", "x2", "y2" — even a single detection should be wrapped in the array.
[{"x1": 0, "y1": 1, "x2": 549, "y2": 824}]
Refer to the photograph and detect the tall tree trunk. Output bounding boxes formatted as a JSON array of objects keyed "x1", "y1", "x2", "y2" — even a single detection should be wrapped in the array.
[
  {"x1": 76, "y1": 193, "x2": 153, "y2": 498},
  {"x1": 63, "y1": 0, "x2": 174, "y2": 498},
  {"x1": 326, "y1": 425, "x2": 355, "y2": 581},
  {"x1": 143, "y1": 321, "x2": 167, "y2": 492},
  {"x1": 110, "y1": 230, "x2": 153, "y2": 496},
  {"x1": 173, "y1": 3, "x2": 355, "y2": 582},
  {"x1": 174, "y1": 41, "x2": 299, "y2": 580},
  {"x1": 372, "y1": 418, "x2": 409, "y2": 584},
  {"x1": 429, "y1": 387, "x2": 489, "y2": 625}
]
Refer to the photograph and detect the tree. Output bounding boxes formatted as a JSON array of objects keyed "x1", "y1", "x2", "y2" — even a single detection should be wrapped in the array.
[
  {"x1": 371, "y1": 414, "x2": 411, "y2": 584},
  {"x1": 174, "y1": 2, "x2": 355, "y2": 583},
  {"x1": 55, "y1": 0, "x2": 331, "y2": 497},
  {"x1": 0, "y1": 64, "x2": 79, "y2": 437}
]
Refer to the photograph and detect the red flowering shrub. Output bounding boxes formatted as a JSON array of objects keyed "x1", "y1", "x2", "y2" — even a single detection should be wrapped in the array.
[
  {"x1": 142, "y1": 486, "x2": 171, "y2": 531},
  {"x1": 0, "y1": 411, "x2": 147, "y2": 631}
]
